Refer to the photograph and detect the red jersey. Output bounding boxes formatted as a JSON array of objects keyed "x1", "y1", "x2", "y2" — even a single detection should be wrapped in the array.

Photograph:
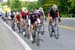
[{"x1": 20, "y1": 11, "x2": 26, "y2": 18}]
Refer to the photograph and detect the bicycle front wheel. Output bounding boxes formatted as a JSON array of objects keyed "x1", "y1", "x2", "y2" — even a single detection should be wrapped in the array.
[{"x1": 48, "y1": 23, "x2": 53, "y2": 37}]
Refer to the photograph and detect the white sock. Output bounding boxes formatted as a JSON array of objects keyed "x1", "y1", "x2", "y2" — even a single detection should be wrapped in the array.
[
  {"x1": 30, "y1": 35, "x2": 33, "y2": 41},
  {"x1": 23, "y1": 32, "x2": 25, "y2": 35}
]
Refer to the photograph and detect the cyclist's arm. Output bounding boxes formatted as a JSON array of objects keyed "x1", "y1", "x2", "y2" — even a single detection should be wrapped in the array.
[
  {"x1": 15, "y1": 15, "x2": 19, "y2": 23},
  {"x1": 57, "y1": 11, "x2": 61, "y2": 22},
  {"x1": 48, "y1": 13, "x2": 52, "y2": 22},
  {"x1": 57, "y1": 11, "x2": 60, "y2": 18}
]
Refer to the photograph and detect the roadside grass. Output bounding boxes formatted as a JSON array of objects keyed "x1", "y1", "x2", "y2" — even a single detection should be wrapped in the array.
[{"x1": 45, "y1": 14, "x2": 75, "y2": 18}]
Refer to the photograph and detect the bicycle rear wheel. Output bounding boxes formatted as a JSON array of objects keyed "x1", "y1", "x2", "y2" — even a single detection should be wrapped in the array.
[
  {"x1": 40, "y1": 21, "x2": 44, "y2": 35},
  {"x1": 36, "y1": 27, "x2": 40, "y2": 46}
]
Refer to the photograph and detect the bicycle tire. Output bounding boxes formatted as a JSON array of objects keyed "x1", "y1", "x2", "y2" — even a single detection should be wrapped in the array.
[
  {"x1": 36, "y1": 27, "x2": 40, "y2": 46},
  {"x1": 53, "y1": 18, "x2": 59, "y2": 39},
  {"x1": 54, "y1": 25, "x2": 59, "y2": 39},
  {"x1": 41, "y1": 21, "x2": 44, "y2": 35},
  {"x1": 48, "y1": 23, "x2": 53, "y2": 37}
]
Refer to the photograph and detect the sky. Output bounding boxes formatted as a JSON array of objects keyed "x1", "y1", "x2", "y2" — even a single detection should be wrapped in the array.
[{"x1": 3, "y1": 0, "x2": 38, "y2": 2}]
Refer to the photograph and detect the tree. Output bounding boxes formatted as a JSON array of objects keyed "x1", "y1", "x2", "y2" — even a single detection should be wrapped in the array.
[
  {"x1": 69, "y1": 0, "x2": 75, "y2": 15},
  {"x1": 38, "y1": 0, "x2": 58, "y2": 15},
  {"x1": 10, "y1": 0, "x2": 21, "y2": 11}
]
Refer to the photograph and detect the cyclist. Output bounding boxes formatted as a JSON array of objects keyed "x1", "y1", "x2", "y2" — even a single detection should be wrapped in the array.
[
  {"x1": 10, "y1": 10, "x2": 15, "y2": 30},
  {"x1": 29, "y1": 9, "x2": 38, "y2": 41},
  {"x1": 48, "y1": 4, "x2": 61, "y2": 34},
  {"x1": 39, "y1": 7, "x2": 45, "y2": 20},
  {"x1": 15, "y1": 12, "x2": 24, "y2": 33},
  {"x1": 10, "y1": 11, "x2": 15, "y2": 20},
  {"x1": 20, "y1": 8, "x2": 29, "y2": 35},
  {"x1": 29, "y1": 9, "x2": 44, "y2": 43},
  {"x1": 38, "y1": 7, "x2": 45, "y2": 34}
]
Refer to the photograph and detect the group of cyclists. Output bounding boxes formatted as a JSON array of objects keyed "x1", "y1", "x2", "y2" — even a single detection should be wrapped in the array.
[{"x1": 1, "y1": 4, "x2": 61, "y2": 44}]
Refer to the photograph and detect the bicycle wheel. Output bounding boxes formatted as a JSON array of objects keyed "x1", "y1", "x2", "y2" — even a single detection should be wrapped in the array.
[
  {"x1": 17, "y1": 23, "x2": 21, "y2": 33},
  {"x1": 36, "y1": 26, "x2": 40, "y2": 46},
  {"x1": 32, "y1": 26, "x2": 37, "y2": 44},
  {"x1": 54, "y1": 24, "x2": 59, "y2": 39},
  {"x1": 54, "y1": 18, "x2": 59, "y2": 39},
  {"x1": 41, "y1": 21, "x2": 44, "y2": 35},
  {"x1": 11, "y1": 20, "x2": 15, "y2": 31},
  {"x1": 25, "y1": 24, "x2": 29, "y2": 38},
  {"x1": 12, "y1": 22, "x2": 15, "y2": 31},
  {"x1": 48, "y1": 22, "x2": 53, "y2": 37}
]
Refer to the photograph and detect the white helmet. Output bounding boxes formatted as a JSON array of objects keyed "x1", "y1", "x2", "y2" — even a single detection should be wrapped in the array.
[
  {"x1": 36, "y1": 10, "x2": 40, "y2": 13},
  {"x1": 22, "y1": 7, "x2": 28, "y2": 13},
  {"x1": 52, "y1": 4, "x2": 58, "y2": 12},
  {"x1": 16, "y1": 12, "x2": 19, "y2": 15},
  {"x1": 24, "y1": 8, "x2": 28, "y2": 13},
  {"x1": 39, "y1": 7, "x2": 43, "y2": 12}
]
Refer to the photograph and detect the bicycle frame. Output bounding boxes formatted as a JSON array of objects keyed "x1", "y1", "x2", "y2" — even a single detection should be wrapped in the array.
[{"x1": 48, "y1": 17, "x2": 59, "y2": 39}]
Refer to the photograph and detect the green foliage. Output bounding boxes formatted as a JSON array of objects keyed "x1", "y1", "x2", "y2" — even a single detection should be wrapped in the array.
[
  {"x1": 10, "y1": 0, "x2": 21, "y2": 11},
  {"x1": 38, "y1": 0, "x2": 75, "y2": 17},
  {"x1": 0, "y1": 2, "x2": 7, "y2": 6},
  {"x1": 27, "y1": 2, "x2": 38, "y2": 9},
  {"x1": 38, "y1": 0, "x2": 58, "y2": 15},
  {"x1": 0, "y1": 0, "x2": 75, "y2": 17},
  {"x1": 69, "y1": 0, "x2": 75, "y2": 15}
]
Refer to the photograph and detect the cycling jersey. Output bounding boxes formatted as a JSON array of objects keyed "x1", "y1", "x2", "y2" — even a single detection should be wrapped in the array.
[
  {"x1": 30, "y1": 13, "x2": 37, "y2": 24},
  {"x1": 20, "y1": 11, "x2": 30, "y2": 20},
  {"x1": 16, "y1": 15, "x2": 21, "y2": 22},
  {"x1": 20, "y1": 11, "x2": 26, "y2": 19},
  {"x1": 10, "y1": 11, "x2": 14, "y2": 20},
  {"x1": 48, "y1": 8, "x2": 59, "y2": 18}
]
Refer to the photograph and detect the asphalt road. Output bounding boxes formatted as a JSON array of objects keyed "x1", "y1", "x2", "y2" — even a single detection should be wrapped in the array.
[
  {"x1": 0, "y1": 18, "x2": 25, "y2": 50},
  {"x1": 0, "y1": 18, "x2": 75, "y2": 50}
]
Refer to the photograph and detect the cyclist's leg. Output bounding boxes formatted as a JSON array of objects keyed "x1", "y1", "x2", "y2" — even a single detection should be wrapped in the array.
[
  {"x1": 32, "y1": 20, "x2": 38, "y2": 43},
  {"x1": 22, "y1": 19, "x2": 26, "y2": 35},
  {"x1": 29, "y1": 24, "x2": 33, "y2": 40},
  {"x1": 17, "y1": 22, "x2": 21, "y2": 33},
  {"x1": 52, "y1": 18, "x2": 57, "y2": 32},
  {"x1": 29, "y1": 19, "x2": 34, "y2": 40},
  {"x1": 52, "y1": 18, "x2": 56, "y2": 32},
  {"x1": 20, "y1": 17, "x2": 26, "y2": 35},
  {"x1": 48, "y1": 17, "x2": 54, "y2": 37},
  {"x1": 11, "y1": 19, "x2": 15, "y2": 30},
  {"x1": 22, "y1": 22, "x2": 26, "y2": 35},
  {"x1": 54, "y1": 18, "x2": 59, "y2": 37}
]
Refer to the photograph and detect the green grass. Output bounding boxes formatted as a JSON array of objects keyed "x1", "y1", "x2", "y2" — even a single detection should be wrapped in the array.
[
  {"x1": 61, "y1": 14, "x2": 75, "y2": 18},
  {"x1": 45, "y1": 14, "x2": 75, "y2": 18},
  {"x1": 61, "y1": 14, "x2": 69, "y2": 18}
]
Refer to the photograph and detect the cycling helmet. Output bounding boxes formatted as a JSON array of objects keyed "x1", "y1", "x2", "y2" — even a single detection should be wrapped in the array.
[
  {"x1": 39, "y1": 7, "x2": 43, "y2": 12},
  {"x1": 52, "y1": 4, "x2": 58, "y2": 12},
  {"x1": 16, "y1": 11, "x2": 19, "y2": 15}
]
